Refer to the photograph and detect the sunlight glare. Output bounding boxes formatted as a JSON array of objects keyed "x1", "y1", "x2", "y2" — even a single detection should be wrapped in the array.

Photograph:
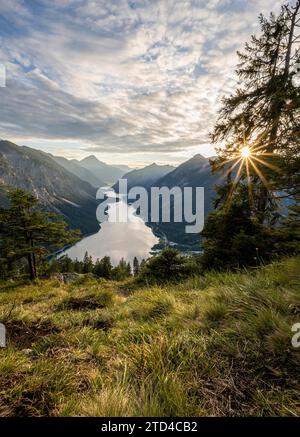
[{"x1": 241, "y1": 146, "x2": 251, "y2": 158}]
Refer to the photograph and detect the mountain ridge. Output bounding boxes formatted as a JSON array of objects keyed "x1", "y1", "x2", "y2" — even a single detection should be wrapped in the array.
[
  {"x1": 0, "y1": 140, "x2": 99, "y2": 235},
  {"x1": 0, "y1": 141, "x2": 221, "y2": 246},
  {"x1": 50, "y1": 154, "x2": 105, "y2": 188},
  {"x1": 149, "y1": 154, "x2": 222, "y2": 246},
  {"x1": 77, "y1": 155, "x2": 131, "y2": 185},
  {"x1": 113, "y1": 162, "x2": 175, "y2": 192}
]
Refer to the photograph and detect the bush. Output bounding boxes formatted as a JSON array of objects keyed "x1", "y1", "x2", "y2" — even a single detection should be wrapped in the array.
[{"x1": 139, "y1": 248, "x2": 196, "y2": 284}]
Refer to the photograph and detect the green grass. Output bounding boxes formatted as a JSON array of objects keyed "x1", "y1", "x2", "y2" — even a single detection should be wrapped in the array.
[{"x1": 0, "y1": 257, "x2": 299, "y2": 416}]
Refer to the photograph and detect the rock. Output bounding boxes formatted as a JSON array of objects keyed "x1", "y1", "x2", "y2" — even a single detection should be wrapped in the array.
[
  {"x1": 62, "y1": 272, "x2": 82, "y2": 284},
  {"x1": 21, "y1": 348, "x2": 33, "y2": 355}
]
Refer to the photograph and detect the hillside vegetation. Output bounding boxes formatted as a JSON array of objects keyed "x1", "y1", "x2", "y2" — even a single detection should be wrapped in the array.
[
  {"x1": 0, "y1": 257, "x2": 299, "y2": 417},
  {"x1": 0, "y1": 140, "x2": 99, "y2": 235}
]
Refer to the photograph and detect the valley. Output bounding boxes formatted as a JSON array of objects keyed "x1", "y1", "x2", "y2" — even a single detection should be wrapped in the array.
[{"x1": 0, "y1": 140, "x2": 220, "y2": 253}]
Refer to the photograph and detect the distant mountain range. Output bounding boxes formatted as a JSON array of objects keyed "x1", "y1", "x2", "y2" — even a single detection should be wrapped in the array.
[
  {"x1": 76, "y1": 155, "x2": 131, "y2": 185},
  {"x1": 148, "y1": 154, "x2": 224, "y2": 246},
  {"x1": 113, "y1": 163, "x2": 175, "y2": 192},
  {"x1": 0, "y1": 140, "x2": 100, "y2": 234},
  {"x1": 0, "y1": 140, "x2": 222, "y2": 246},
  {"x1": 50, "y1": 154, "x2": 105, "y2": 188},
  {"x1": 51, "y1": 154, "x2": 131, "y2": 187},
  {"x1": 113, "y1": 154, "x2": 222, "y2": 247}
]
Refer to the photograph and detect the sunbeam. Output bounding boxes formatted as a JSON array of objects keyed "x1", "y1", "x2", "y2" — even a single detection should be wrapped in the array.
[{"x1": 221, "y1": 137, "x2": 282, "y2": 205}]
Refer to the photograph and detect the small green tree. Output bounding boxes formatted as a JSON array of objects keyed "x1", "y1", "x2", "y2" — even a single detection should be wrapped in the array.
[
  {"x1": 140, "y1": 259, "x2": 146, "y2": 271},
  {"x1": 126, "y1": 261, "x2": 131, "y2": 277},
  {"x1": 82, "y1": 251, "x2": 94, "y2": 274},
  {"x1": 133, "y1": 256, "x2": 140, "y2": 276},
  {"x1": 201, "y1": 185, "x2": 274, "y2": 270},
  {"x1": 111, "y1": 258, "x2": 131, "y2": 281},
  {"x1": 74, "y1": 258, "x2": 83, "y2": 273},
  {"x1": 54, "y1": 255, "x2": 74, "y2": 273},
  {"x1": 0, "y1": 188, "x2": 80, "y2": 279},
  {"x1": 276, "y1": 194, "x2": 300, "y2": 255},
  {"x1": 140, "y1": 248, "x2": 194, "y2": 284},
  {"x1": 93, "y1": 256, "x2": 113, "y2": 279}
]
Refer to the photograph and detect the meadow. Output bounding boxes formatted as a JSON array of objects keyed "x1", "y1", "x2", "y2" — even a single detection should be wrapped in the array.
[{"x1": 0, "y1": 257, "x2": 299, "y2": 417}]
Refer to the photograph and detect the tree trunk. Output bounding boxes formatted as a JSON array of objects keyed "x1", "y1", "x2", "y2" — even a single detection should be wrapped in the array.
[
  {"x1": 269, "y1": 1, "x2": 299, "y2": 150},
  {"x1": 30, "y1": 237, "x2": 37, "y2": 279},
  {"x1": 258, "y1": 3, "x2": 299, "y2": 223},
  {"x1": 25, "y1": 232, "x2": 37, "y2": 280},
  {"x1": 27, "y1": 252, "x2": 36, "y2": 280}
]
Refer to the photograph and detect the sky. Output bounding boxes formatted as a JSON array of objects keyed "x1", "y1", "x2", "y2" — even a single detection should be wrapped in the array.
[{"x1": 0, "y1": 0, "x2": 285, "y2": 167}]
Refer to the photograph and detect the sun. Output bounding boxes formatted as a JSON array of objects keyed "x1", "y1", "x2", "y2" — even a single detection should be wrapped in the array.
[
  {"x1": 241, "y1": 146, "x2": 251, "y2": 158},
  {"x1": 218, "y1": 139, "x2": 282, "y2": 207}
]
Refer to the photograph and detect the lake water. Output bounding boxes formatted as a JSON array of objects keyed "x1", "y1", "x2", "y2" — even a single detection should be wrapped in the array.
[{"x1": 62, "y1": 189, "x2": 159, "y2": 266}]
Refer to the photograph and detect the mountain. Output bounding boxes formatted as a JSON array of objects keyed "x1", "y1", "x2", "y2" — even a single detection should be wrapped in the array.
[
  {"x1": 148, "y1": 155, "x2": 223, "y2": 247},
  {"x1": 150, "y1": 154, "x2": 222, "y2": 246},
  {"x1": 111, "y1": 155, "x2": 221, "y2": 248},
  {"x1": 0, "y1": 141, "x2": 99, "y2": 235},
  {"x1": 158, "y1": 154, "x2": 210, "y2": 183},
  {"x1": 157, "y1": 154, "x2": 218, "y2": 213},
  {"x1": 50, "y1": 154, "x2": 104, "y2": 188},
  {"x1": 77, "y1": 155, "x2": 130, "y2": 185},
  {"x1": 115, "y1": 164, "x2": 133, "y2": 172},
  {"x1": 113, "y1": 163, "x2": 175, "y2": 192}
]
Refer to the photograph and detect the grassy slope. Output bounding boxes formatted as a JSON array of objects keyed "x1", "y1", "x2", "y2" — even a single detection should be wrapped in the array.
[{"x1": 0, "y1": 257, "x2": 299, "y2": 417}]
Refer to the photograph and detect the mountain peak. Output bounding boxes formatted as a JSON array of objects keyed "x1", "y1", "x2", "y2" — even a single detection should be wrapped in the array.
[
  {"x1": 80, "y1": 155, "x2": 100, "y2": 164},
  {"x1": 147, "y1": 163, "x2": 174, "y2": 169},
  {"x1": 192, "y1": 153, "x2": 206, "y2": 160}
]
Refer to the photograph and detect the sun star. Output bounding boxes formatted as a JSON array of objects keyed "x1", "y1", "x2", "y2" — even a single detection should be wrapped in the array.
[
  {"x1": 241, "y1": 146, "x2": 251, "y2": 158},
  {"x1": 219, "y1": 141, "x2": 282, "y2": 207}
]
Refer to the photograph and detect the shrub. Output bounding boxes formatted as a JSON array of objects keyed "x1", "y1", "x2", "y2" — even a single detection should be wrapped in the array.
[{"x1": 139, "y1": 248, "x2": 196, "y2": 284}]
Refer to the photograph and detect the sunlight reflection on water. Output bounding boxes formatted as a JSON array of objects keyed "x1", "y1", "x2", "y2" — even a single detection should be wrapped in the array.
[{"x1": 63, "y1": 190, "x2": 158, "y2": 266}]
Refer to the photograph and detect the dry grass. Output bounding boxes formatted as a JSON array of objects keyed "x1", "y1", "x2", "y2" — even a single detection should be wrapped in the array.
[{"x1": 0, "y1": 257, "x2": 299, "y2": 416}]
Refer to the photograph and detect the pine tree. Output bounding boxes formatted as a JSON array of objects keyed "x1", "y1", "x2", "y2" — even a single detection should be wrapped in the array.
[
  {"x1": 276, "y1": 194, "x2": 300, "y2": 254},
  {"x1": 57, "y1": 255, "x2": 74, "y2": 273},
  {"x1": 126, "y1": 261, "x2": 131, "y2": 277},
  {"x1": 0, "y1": 188, "x2": 80, "y2": 279},
  {"x1": 93, "y1": 256, "x2": 112, "y2": 279},
  {"x1": 211, "y1": 1, "x2": 300, "y2": 222},
  {"x1": 74, "y1": 258, "x2": 83, "y2": 273},
  {"x1": 133, "y1": 256, "x2": 140, "y2": 276},
  {"x1": 140, "y1": 248, "x2": 193, "y2": 283},
  {"x1": 82, "y1": 251, "x2": 93, "y2": 274},
  {"x1": 202, "y1": 2, "x2": 300, "y2": 269},
  {"x1": 201, "y1": 187, "x2": 272, "y2": 269},
  {"x1": 140, "y1": 259, "x2": 146, "y2": 271},
  {"x1": 111, "y1": 258, "x2": 131, "y2": 280},
  {"x1": 102, "y1": 256, "x2": 113, "y2": 278}
]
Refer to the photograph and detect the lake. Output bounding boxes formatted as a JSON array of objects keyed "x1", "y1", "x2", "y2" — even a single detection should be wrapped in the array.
[{"x1": 62, "y1": 189, "x2": 159, "y2": 266}]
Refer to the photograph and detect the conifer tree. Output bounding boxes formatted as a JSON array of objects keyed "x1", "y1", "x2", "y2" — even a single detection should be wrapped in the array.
[
  {"x1": 0, "y1": 188, "x2": 80, "y2": 279},
  {"x1": 133, "y1": 256, "x2": 140, "y2": 276},
  {"x1": 140, "y1": 259, "x2": 146, "y2": 271},
  {"x1": 277, "y1": 194, "x2": 300, "y2": 254},
  {"x1": 202, "y1": 2, "x2": 300, "y2": 268},
  {"x1": 211, "y1": 1, "x2": 300, "y2": 221},
  {"x1": 82, "y1": 251, "x2": 93, "y2": 274},
  {"x1": 93, "y1": 256, "x2": 112, "y2": 279}
]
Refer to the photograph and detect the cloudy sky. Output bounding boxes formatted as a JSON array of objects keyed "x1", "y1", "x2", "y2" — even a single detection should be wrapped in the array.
[{"x1": 0, "y1": 0, "x2": 284, "y2": 166}]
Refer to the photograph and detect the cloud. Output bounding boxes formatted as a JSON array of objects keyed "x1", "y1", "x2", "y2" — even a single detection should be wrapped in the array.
[{"x1": 0, "y1": 0, "x2": 285, "y2": 162}]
